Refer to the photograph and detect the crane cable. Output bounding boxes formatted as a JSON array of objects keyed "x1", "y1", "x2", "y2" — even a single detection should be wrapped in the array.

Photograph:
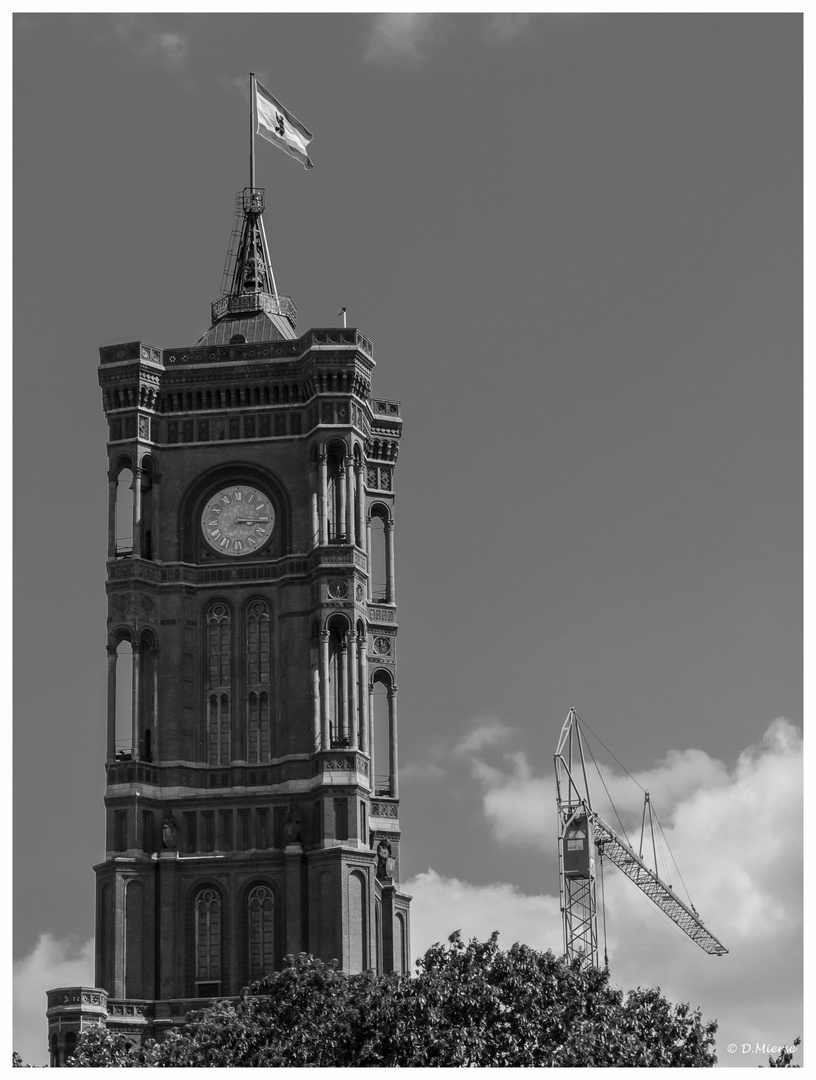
[
  {"x1": 575, "y1": 712, "x2": 701, "y2": 918},
  {"x1": 651, "y1": 804, "x2": 696, "y2": 912},
  {"x1": 580, "y1": 724, "x2": 631, "y2": 846},
  {"x1": 574, "y1": 712, "x2": 646, "y2": 792}
]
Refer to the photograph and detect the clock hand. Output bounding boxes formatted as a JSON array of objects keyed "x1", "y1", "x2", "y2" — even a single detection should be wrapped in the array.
[{"x1": 234, "y1": 517, "x2": 270, "y2": 524}]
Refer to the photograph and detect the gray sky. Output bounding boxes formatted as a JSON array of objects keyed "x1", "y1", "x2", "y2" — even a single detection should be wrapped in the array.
[{"x1": 14, "y1": 12, "x2": 801, "y2": 1067}]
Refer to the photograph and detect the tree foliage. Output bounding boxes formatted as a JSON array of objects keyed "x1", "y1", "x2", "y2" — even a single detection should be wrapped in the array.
[
  {"x1": 767, "y1": 1037, "x2": 802, "y2": 1068},
  {"x1": 68, "y1": 933, "x2": 719, "y2": 1067}
]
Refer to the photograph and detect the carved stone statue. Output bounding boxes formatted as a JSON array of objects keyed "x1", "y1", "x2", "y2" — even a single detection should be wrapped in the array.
[
  {"x1": 283, "y1": 804, "x2": 302, "y2": 845},
  {"x1": 376, "y1": 837, "x2": 392, "y2": 879},
  {"x1": 161, "y1": 814, "x2": 178, "y2": 851}
]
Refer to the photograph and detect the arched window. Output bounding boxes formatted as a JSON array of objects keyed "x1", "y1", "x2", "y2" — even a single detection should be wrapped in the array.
[
  {"x1": 246, "y1": 601, "x2": 270, "y2": 685},
  {"x1": 247, "y1": 885, "x2": 275, "y2": 981},
  {"x1": 327, "y1": 619, "x2": 349, "y2": 747},
  {"x1": 195, "y1": 888, "x2": 222, "y2": 993},
  {"x1": 371, "y1": 670, "x2": 392, "y2": 796},
  {"x1": 369, "y1": 505, "x2": 390, "y2": 602},
  {"x1": 115, "y1": 637, "x2": 133, "y2": 759},
  {"x1": 114, "y1": 467, "x2": 134, "y2": 556},
  {"x1": 326, "y1": 444, "x2": 347, "y2": 543},
  {"x1": 206, "y1": 604, "x2": 231, "y2": 765},
  {"x1": 246, "y1": 601, "x2": 271, "y2": 762}
]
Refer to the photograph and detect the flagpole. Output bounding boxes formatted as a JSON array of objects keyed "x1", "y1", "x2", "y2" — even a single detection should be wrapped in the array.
[{"x1": 250, "y1": 72, "x2": 256, "y2": 190}]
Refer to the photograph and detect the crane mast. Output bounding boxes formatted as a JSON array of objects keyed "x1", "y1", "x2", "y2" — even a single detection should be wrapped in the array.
[{"x1": 555, "y1": 708, "x2": 728, "y2": 968}]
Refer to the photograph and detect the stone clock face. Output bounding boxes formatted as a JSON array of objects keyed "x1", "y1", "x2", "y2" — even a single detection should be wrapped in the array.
[{"x1": 201, "y1": 484, "x2": 275, "y2": 557}]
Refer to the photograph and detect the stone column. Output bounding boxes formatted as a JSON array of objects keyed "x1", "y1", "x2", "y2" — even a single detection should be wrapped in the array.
[
  {"x1": 339, "y1": 635, "x2": 349, "y2": 744},
  {"x1": 357, "y1": 637, "x2": 369, "y2": 756},
  {"x1": 387, "y1": 684, "x2": 398, "y2": 798},
  {"x1": 347, "y1": 630, "x2": 358, "y2": 749},
  {"x1": 311, "y1": 658, "x2": 321, "y2": 750},
  {"x1": 310, "y1": 491, "x2": 319, "y2": 548},
  {"x1": 106, "y1": 645, "x2": 117, "y2": 761},
  {"x1": 355, "y1": 462, "x2": 366, "y2": 550},
  {"x1": 338, "y1": 461, "x2": 347, "y2": 542},
  {"x1": 319, "y1": 455, "x2": 328, "y2": 546},
  {"x1": 385, "y1": 520, "x2": 396, "y2": 603},
  {"x1": 131, "y1": 642, "x2": 141, "y2": 761},
  {"x1": 344, "y1": 455, "x2": 355, "y2": 542},
  {"x1": 319, "y1": 631, "x2": 330, "y2": 749},
  {"x1": 366, "y1": 518, "x2": 372, "y2": 599},
  {"x1": 131, "y1": 467, "x2": 143, "y2": 558}
]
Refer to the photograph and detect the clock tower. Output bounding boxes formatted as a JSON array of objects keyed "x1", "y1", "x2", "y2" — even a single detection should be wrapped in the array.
[{"x1": 46, "y1": 186, "x2": 410, "y2": 1064}]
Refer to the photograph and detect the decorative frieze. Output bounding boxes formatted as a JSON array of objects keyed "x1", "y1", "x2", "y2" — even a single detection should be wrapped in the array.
[
  {"x1": 320, "y1": 754, "x2": 369, "y2": 775},
  {"x1": 368, "y1": 606, "x2": 396, "y2": 623},
  {"x1": 107, "y1": 560, "x2": 309, "y2": 586}
]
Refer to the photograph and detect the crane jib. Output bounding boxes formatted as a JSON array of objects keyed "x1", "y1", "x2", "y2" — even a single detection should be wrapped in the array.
[{"x1": 591, "y1": 812, "x2": 728, "y2": 956}]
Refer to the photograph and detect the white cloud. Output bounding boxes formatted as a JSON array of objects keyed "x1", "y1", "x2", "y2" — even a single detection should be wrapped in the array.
[
  {"x1": 479, "y1": 14, "x2": 534, "y2": 44},
  {"x1": 601, "y1": 720, "x2": 803, "y2": 1065},
  {"x1": 73, "y1": 14, "x2": 189, "y2": 71},
  {"x1": 410, "y1": 718, "x2": 803, "y2": 1066},
  {"x1": 405, "y1": 868, "x2": 562, "y2": 960},
  {"x1": 454, "y1": 717, "x2": 514, "y2": 757},
  {"x1": 14, "y1": 934, "x2": 95, "y2": 1066},
  {"x1": 364, "y1": 14, "x2": 445, "y2": 67},
  {"x1": 142, "y1": 31, "x2": 188, "y2": 70},
  {"x1": 400, "y1": 759, "x2": 445, "y2": 782}
]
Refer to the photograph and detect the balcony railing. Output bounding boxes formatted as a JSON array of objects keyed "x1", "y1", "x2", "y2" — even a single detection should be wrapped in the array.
[{"x1": 210, "y1": 291, "x2": 296, "y2": 325}]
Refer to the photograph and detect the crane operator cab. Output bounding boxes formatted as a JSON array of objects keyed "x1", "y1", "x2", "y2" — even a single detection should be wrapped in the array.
[{"x1": 563, "y1": 811, "x2": 596, "y2": 879}]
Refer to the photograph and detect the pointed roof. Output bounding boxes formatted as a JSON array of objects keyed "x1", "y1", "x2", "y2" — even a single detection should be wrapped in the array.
[{"x1": 196, "y1": 188, "x2": 297, "y2": 347}]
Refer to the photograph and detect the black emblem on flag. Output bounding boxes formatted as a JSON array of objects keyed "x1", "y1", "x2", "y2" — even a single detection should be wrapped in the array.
[{"x1": 275, "y1": 112, "x2": 285, "y2": 137}]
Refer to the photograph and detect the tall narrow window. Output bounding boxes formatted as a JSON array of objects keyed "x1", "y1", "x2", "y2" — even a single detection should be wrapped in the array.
[
  {"x1": 115, "y1": 810, "x2": 128, "y2": 852},
  {"x1": 246, "y1": 602, "x2": 270, "y2": 684},
  {"x1": 206, "y1": 604, "x2": 231, "y2": 765},
  {"x1": 246, "y1": 602, "x2": 271, "y2": 763},
  {"x1": 195, "y1": 888, "x2": 222, "y2": 993},
  {"x1": 202, "y1": 812, "x2": 215, "y2": 853},
  {"x1": 219, "y1": 809, "x2": 233, "y2": 851},
  {"x1": 334, "y1": 798, "x2": 348, "y2": 841},
  {"x1": 256, "y1": 808, "x2": 269, "y2": 849},
  {"x1": 248, "y1": 886, "x2": 275, "y2": 981}
]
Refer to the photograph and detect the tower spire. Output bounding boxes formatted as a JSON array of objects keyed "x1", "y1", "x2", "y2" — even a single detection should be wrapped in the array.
[{"x1": 197, "y1": 188, "x2": 297, "y2": 346}]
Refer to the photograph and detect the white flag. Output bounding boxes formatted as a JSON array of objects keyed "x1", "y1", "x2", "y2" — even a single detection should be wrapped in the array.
[{"x1": 255, "y1": 81, "x2": 314, "y2": 170}]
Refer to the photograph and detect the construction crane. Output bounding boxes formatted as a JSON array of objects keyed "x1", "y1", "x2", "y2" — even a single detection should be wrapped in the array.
[{"x1": 555, "y1": 707, "x2": 728, "y2": 968}]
